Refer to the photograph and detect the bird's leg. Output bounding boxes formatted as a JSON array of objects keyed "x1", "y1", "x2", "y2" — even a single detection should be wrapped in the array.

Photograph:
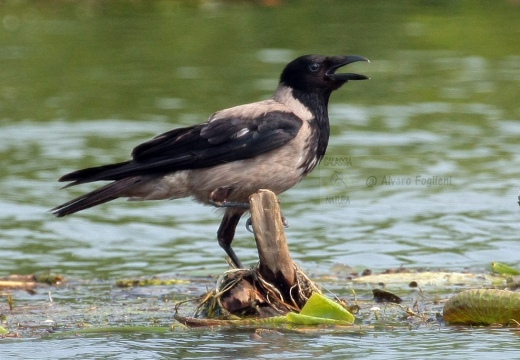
[
  {"x1": 245, "y1": 213, "x2": 289, "y2": 233},
  {"x1": 217, "y1": 208, "x2": 246, "y2": 268},
  {"x1": 209, "y1": 187, "x2": 250, "y2": 209}
]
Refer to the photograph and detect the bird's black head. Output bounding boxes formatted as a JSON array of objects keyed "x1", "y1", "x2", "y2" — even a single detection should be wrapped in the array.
[{"x1": 279, "y1": 54, "x2": 369, "y2": 94}]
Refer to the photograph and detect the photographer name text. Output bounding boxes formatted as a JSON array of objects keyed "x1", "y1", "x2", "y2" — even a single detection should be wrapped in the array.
[{"x1": 366, "y1": 175, "x2": 453, "y2": 187}]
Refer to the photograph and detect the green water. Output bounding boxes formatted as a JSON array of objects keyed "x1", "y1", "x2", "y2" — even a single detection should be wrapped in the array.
[{"x1": 1, "y1": 1, "x2": 519, "y2": 358}]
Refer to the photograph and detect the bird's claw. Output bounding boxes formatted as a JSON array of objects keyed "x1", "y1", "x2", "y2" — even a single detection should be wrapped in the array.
[
  {"x1": 245, "y1": 215, "x2": 289, "y2": 233},
  {"x1": 246, "y1": 217, "x2": 254, "y2": 233}
]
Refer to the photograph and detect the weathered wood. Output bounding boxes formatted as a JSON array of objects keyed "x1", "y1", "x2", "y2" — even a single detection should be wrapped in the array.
[
  {"x1": 196, "y1": 189, "x2": 317, "y2": 318},
  {"x1": 0, "y1": 280, "x2": 38, "y2": 289},
  {"x1": 249, "y1": 189, "x2": 296, "y2": 300}
]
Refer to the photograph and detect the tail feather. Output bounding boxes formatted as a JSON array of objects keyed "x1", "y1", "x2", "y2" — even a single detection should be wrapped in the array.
[
  {"x1": 52, "y1": 177, "x2": 143, "y2": 217},
  {"x1": 59, "y1": 161, "x2": 132, "y2": 187}
]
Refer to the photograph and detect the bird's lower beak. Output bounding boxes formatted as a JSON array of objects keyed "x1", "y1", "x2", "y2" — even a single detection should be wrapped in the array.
[{"x1": 327, "y1": 55, "x2": 370, "y2": 81}]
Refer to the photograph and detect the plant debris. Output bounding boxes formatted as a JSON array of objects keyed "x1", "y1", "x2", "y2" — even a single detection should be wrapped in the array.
[{"x1": 0, "y1": 273, "x2": 65, "y2": 291}]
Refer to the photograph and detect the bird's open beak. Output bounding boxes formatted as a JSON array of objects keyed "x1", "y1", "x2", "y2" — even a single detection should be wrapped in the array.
[{"x1": 326, "y1": 55, "x2": 370, "y2": 81}]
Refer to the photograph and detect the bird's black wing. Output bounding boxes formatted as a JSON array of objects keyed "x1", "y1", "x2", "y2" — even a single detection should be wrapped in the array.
[
  {"x1": 133, "y1": 110, "x2": 303, "y2": 165},
  {"x1": 59, "y1": 110, "x2": 303, "y2": 185}
]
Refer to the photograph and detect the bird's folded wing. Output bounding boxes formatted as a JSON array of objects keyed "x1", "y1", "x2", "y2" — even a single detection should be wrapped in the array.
[
  {"x1": 132, "y1": 110, "x2": 303, "y2": 169},
  {"x1": 60, "y1": 110, "x2": 303, "y2": 185}
]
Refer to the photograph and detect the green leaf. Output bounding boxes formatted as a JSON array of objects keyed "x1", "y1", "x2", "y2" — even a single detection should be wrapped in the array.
[
  {"x1": 491, "y1": 262, "x2": 520, "y2": 276},
  {"x1": 0, "y1": 325, "x2": 8, "y2": 335},
  {"x1": 286, "y1": 313, "x2": 353, "y2": 326},
  {"x1": 296, "y1": 293, "x2": 355, "y2": 325}
]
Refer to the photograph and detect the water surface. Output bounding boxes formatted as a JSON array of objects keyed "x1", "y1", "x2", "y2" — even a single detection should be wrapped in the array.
[{"x1": 1, "y1": 1, "x2": 519, "y2": 358}]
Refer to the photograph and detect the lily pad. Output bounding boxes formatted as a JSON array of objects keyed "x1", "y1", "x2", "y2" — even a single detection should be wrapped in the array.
[{"x1": 443, "y1": 289, "x2": 520, "y2": 325}]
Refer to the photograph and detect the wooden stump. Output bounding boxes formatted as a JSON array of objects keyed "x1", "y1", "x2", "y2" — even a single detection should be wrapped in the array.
[
  {"x1": 249, "y1": 189, "x2": 297, "y2": 303},
  {"x1": 198, "y1": 190, "x2": 319, "y2": 318}
]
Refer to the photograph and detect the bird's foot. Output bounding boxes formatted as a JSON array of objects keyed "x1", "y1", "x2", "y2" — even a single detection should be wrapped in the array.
[
  {"x1": 227, "y1": 256, "x2": 243, "y2": 269},
  {"x1": 209, "y1": 187, "x2": 249, "y2": 209},
  {"x1": 245, "y1": 215, "x2": 289, "y2": 233},
  {"x1": 219, "y1": 242, "x2": 243, "y2": 268},
  {"x1": 210, "y1": 199, "x2": 250, "y2": 209},
  {"x1": 246, "y1": 217, "x2": 253, "y2": 233}
]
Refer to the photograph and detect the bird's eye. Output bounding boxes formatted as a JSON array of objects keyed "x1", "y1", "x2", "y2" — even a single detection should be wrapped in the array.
[{"x1": 308, "y1": 63, "x2": 321, "y2": 72}]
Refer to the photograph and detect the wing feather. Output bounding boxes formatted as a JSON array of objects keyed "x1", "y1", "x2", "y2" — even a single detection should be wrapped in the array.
[{"x1": 60, "y1": 109, "x2": 303, "y2": 185}]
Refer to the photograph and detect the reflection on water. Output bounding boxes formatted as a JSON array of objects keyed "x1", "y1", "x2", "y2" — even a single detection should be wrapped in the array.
[{"x1": 0, "y1": 0, "x2": 519, "y2": 357}]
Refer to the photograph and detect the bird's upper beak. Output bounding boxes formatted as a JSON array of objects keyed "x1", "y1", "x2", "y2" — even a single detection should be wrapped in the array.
[{"x1": 326, "y1": 55, "x2": 370, "y2": 81}]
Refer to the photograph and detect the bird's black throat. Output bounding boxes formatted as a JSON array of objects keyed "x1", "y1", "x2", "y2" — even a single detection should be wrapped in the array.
[{"x1": 291, "y1": 88, "x2": 332, "y2": 174}]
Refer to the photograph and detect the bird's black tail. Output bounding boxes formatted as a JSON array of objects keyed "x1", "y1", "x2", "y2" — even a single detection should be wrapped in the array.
[
  {"x1": 58, "y1": 161, "x2": 132, "y2": 188},
  {"x1": 51, "y1": 177, "x2": 143, "y2": 217}
]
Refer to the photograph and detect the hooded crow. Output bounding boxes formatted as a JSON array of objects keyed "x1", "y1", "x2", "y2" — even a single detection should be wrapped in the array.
[{"x1": 52, "y1": 54, "x2": 369, "y2": 268}]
